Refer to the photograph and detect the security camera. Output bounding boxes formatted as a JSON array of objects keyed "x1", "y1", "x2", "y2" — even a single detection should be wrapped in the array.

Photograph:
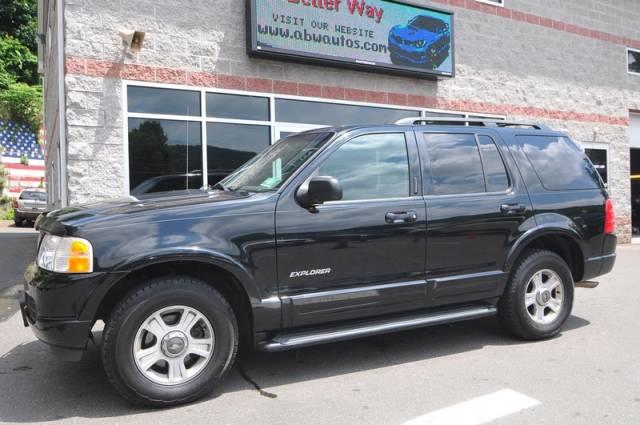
[{"x1": 119, "y1": 30, "x2": 145, "y2": 52}]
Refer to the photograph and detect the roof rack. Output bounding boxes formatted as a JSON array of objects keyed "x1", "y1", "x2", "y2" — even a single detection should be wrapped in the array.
[{"x1": 394, "y1": 117, "x2": 551, "y2": 130}]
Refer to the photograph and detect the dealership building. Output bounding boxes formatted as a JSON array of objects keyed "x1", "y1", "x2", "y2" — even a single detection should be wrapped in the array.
[{"x1": 37, "y1": 0, "x2": 640, "y2": 242}]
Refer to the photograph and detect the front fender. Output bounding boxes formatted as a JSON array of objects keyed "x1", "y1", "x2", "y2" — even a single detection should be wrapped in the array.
[{"x1": 112, "y1": 247, "x2": 261, "y2": 302}]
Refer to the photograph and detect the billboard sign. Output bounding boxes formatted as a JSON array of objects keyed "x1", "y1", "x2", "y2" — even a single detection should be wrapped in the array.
[{"x1": 247, "y1": 0, "x2": 454, "y2": 79}]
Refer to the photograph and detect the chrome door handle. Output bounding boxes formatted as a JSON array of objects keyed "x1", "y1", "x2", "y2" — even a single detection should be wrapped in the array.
[
  {"x1": 500, "y1": 204, "x2": 527, "y2": 215},
  {"x1": 385, "y1": 211, "x2": 418, "y2": 224}
]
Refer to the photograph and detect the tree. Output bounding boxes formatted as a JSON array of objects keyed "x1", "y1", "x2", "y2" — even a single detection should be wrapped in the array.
[
  {"x1": 0, "y1": 82, "x2": 42, "y2": 132},
  {"x1": 0, "y1": 36, "x2": 38, "y2": 85},
  {"x1": 0, "y1": 0, "x2": 41, "y2": 131},
  {"x1": 0, "y1": 0, "x2": 37, "y2": 52}
]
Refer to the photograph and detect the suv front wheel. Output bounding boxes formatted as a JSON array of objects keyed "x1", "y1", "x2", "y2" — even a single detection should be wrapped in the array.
[
  {"x1": 101, "y1": 277, "x2": 239, "y2": 407},
  {"x1": 498, "y1": 250, "x2": 575, "y2": 340}
]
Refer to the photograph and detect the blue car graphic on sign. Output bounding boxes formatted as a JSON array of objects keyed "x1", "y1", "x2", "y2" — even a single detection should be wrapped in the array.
[{"x1": 388, "y1": 15, "x2": 451, "y2": 69}]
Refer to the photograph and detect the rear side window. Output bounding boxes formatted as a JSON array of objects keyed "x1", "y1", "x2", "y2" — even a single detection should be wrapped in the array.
[
  {"x1": 318, "y1": 133, "x2": 410, "y2": 201},
  {"x1": 424, "y1": 133, "x2": 485, "y2": 195},
  {"x1": 517, "y1": 135, "x2": 601, "y2": 190},
  {"x1": 478, "y1": 135, "x2": 510, "y2": 192}
]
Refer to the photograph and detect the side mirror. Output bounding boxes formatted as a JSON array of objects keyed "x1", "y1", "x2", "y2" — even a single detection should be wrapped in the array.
[{"x1": 297, "y1": 176, "x2": 343, "y2": 209}]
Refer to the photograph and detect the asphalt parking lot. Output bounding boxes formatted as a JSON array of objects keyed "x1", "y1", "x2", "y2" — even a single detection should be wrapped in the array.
[{"x1": 0, "y1": 241, "x2": 638, "y2": 425}]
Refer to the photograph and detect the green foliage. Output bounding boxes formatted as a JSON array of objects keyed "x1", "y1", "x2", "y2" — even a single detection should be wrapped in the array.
[
  {"x1": 0, "y1": 1, "x2": 41, "y2": 131},
  {"x1": 0, "y1": 82, "x2": 42, "y2": 131},
  {"x1": 0, "y1": 0, "x2": 37, "y2": 52},
  {"x1": 0, "y1": 36, "x2": 38, "y2": 85},
  {"x1": 1, "y1": 207, "x2": 15, "y2": 220},
  {"x1": 20, "y1": 154, "x2": 28, "y2": 165}
]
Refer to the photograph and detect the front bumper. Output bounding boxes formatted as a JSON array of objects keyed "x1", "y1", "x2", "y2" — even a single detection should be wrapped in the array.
[
  {"x1": 20, "y1": 263, "x2": 120, "y2": 361},
  {"x1": 19, "y1": 291, "x2": 91, "y2": 361}
]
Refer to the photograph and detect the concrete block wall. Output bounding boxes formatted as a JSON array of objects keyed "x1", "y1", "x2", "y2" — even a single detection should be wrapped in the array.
[{"x1": 54, "y1": 0, "x2": 638, "y2": 241}]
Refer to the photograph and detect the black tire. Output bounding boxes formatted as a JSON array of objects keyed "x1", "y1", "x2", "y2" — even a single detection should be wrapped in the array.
[
  {"x1": 101, "y1": 277, "x2": 239, "y2": 407},
  {"x1": 498, "y1": 249, "x2": 574, "y2": 340},
  {"x1": 14, "y1": 217, "x2": 22, "y2": 227}
]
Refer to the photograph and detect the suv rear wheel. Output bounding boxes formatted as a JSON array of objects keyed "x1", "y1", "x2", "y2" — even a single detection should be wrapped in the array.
[
  {"x1": 101, "y1": 277, "x2": 239, "y2": 407},
  {"x1": 498, "y1": 250, "x2": 574, "y2": 340}
]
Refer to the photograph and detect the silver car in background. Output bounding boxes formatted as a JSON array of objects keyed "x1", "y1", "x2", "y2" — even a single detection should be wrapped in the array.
[{"x1": 13, "y1": 190, "x2": 47, "y2": 227}]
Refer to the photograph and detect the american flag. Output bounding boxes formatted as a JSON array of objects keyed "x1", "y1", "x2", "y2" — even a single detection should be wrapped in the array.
[{"x1": 0, "y1": 119, "x2": 46, "y2": 196}]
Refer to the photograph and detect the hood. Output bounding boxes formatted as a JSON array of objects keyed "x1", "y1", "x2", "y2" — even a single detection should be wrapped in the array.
[
  {"x1": 391, "y1": 24, "x2": 440, "y2": 44},
  {"x1": 37, "y1": 190, "x2": 254, "y2": 235}
]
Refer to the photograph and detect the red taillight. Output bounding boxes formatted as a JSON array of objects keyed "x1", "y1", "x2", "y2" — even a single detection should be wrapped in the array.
[
  {"x1": 12, "y1": 199, "x2": 18, "y2": 209},
  {"x1": 604, "y1": 198, "x2": 616, "y2": 235}
]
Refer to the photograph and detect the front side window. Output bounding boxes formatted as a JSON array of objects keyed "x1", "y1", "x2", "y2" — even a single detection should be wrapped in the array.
[
  {"x1": 424, "y1": 133, "x2": 485, "y2": 195},
  {"x1": 318, "y1": 133, "x2": 410, "y2": 201}
]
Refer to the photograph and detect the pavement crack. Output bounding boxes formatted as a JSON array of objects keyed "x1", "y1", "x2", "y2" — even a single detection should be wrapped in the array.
[{"x1": 237, "y1": 365, "x2": 277, "y2": 399}]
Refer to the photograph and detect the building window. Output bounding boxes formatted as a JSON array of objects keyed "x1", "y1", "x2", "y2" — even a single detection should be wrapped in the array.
[
  {"x1": 128, "y1": 86, "x2": 201, "y2": 116},
  {"x1": 206, "y1": 123, "x2": 271, "y2": 185},
  {"x1": 583, "y1": 145, "x2": 608, "y2": 185},
  {"x1": 628, "y1": 48, "x2": 640, "y2": 75},
  {"x1": 475, "y1": 0, "x2": 504, "y2": 6},
  {"x1": 128, "y1": 119, "x2": 202, "y2": 195},
  {"x1": 206, "y1": 93, "x2": 269, "y2": 121},
  {"x1": 125, "y1": 83, "x2": 505, "y2": 197},
  {"x1": 275, "y1": 99, "x2": 417, "y2": 126}
]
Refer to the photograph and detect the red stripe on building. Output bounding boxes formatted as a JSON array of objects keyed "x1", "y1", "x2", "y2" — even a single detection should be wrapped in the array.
[
  {"x1": 65, "y1": 57, "x2": 629, "y2": 127},
  {"x1": 432, "y1": 0, "x2": 638, "y2": 48}
]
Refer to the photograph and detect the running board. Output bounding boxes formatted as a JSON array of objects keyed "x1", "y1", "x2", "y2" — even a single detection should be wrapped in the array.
[{"x1": 258, "y1": 305, "x2": 497, "y2": 352}]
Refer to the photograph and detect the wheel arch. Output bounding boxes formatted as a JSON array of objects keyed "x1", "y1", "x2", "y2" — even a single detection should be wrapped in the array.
[
  {"x1": 94, "y1": 257, "x2": 257, "y2": 348},
  {"x1": 506, "y1": 227, "x2": 586, "y2": 283}
]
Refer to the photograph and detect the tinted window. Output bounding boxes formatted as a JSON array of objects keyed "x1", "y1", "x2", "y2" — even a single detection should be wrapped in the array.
[
  {"x1": 206, "y1": 93, "x2": 269, "y2": 121},
  {"x1": 425, "y1": 133, "x2": 485, "y2": 195},
  {"x1": 275, "y1": 99, "x2": 416, "y2": 126},
  {"x1": 127, "y1": 86, "x2": 200, "y2": 116},
  {"x1": 478, "y1": 135, "x2": 509, "y2": 192},
  {"x1": 319, "y1": 133, "x2": 409, "y2": 201},
  {"x1": 206, "y1": 123, "x2": 270, "y2": 182},
  {"x1": 518, "y1": 136, "x2": 601, "y2": 190},
  {"x1": 128, "y1": 119, "x2": 202, "y2": 192}
]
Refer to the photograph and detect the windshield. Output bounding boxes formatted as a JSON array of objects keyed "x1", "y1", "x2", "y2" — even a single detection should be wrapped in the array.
[
  {"x1": 409, "y1": 15, "x2": 447, "y2": 32},
  {"x1": 219, "y1": 132, "x2": 333, "y2": 193}
]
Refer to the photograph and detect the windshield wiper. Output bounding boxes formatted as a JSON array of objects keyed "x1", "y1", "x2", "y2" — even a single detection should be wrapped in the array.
[{"x1": 212, "y1": 182, "x2": 231, "y2": 192}]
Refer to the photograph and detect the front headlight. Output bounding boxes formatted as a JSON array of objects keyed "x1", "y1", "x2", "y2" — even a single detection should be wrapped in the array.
[{"x1": 37, "y1": 234, "x2": 94, "y2": 273}]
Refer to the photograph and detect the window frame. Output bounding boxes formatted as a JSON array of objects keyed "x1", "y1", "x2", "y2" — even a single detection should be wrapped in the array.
[
  {"x1": 580, "y1": 141, "x2": 609, "y2": 187},
  {"x1": 421, "y1": 131, "x2": 513, "y2": 198},
  {"x1": 122, "y1": 80, "x2": 505, "y2": 196},
  {"x1": 475, "y1": 0, "x2": 505, "y2": 7},
  {"x1": 627, "y1": 47, "x2": 640, "y2": 76}
]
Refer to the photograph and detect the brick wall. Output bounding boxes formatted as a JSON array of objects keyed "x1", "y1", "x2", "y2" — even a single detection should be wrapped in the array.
[{"x1": 57, "y1": 0, "x2": 638, "y2": 241}]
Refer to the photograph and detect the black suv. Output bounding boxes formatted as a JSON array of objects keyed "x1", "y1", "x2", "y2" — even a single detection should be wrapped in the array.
[{"x1": 20, "y1": 118, "x2": 617, "y2": 407}]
